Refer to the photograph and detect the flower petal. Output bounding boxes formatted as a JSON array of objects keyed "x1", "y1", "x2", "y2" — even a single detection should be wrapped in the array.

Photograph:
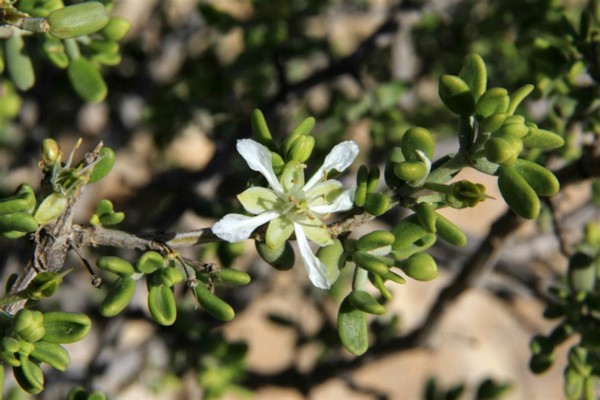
[
  {"x1": 265, "y1": 216, "x2": 295, "y2": 249},
  {"x1": 294, "y1": 223, "x2": 332, "y2": 289},
  {"x1": 309, "y1": 189, "x2": 354, "y2": 215},
  {"x1": 212, "y1": 211, "x2": 280, "y2": 242},
  {"x1": 237, "y1": 139, "x2": 284, "y2": 193},
  {"x1": 305, "y1": 141, "x2": 359, "y2": 190},
  {"x1": 305, "y1": 179, "x2": 344, "y2": 206},
  {"x1": 237, "y1": 187, "x2": 282, "y2": 214}
]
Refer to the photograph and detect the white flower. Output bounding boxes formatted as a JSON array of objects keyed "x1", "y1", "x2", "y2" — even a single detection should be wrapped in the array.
[{"x1": 212, "y1": 139, "x2": 359, "y2": 289}]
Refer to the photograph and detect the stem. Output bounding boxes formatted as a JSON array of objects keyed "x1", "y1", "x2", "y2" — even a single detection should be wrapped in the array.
[
  {"x1": 0, "y1": 291, "x2": 28, "y2": 308},
  {"x1": 19, "y1": 18, "x2": 50, "y2": 33}
]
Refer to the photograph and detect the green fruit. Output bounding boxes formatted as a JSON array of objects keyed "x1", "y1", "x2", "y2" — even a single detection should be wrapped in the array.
[
  {"x1": 0, "y1": 212, "x2": 38, "y2": 233},
  {"x1": 48, "y1": 2, "x2": 110, "y2": 39},
  {"x1": 512, "y1": 159, "x2": 559, "y2": 196},
  {"x1": 348, "y1": 290, "x2": 386, "y2": 315},
  {"x1": 5, "y1": 32, "x2": 35, "y2": 91},
  {"x1": 256, "y1": 241, "x2": 295, "y2": 271},
  {"x1": 136, "y1": 251, "x2": 164, "y2": 274},
  {"x1": 147, "y1": 285, "x2": 177, "y2": 326},
  {"x1": 88, "y1": 147, "x2": 115, "y2": 183},
  {"x1": 475, "y1": 88, "x2": 509, "y2": 119},
  {"x1": 218, "y1": 268, "x2": 251, "y2": 286},
  {"x1": 438, "y1": 74, "x2": 476, "y2": 117},
  {"x1": 402, "y1": 253, "x2": 438, "y2": 281},
  {"x1": 194, "y1": 285, "x2": 235, "y2": 321},
  {"x1": 30, "y1": 341, "x2": 70, "y2": 371},
  {"x1": 96, "y1": 256, "x2": 135, "y2": 277},
  {"x1": 34, "y1": 193, "x2": 68, "y2": 225},
  {"x1": 458, "y1": 53, "x2": 487, "y2": 101},
  {"x1": 401, "y1": 127, "x2": 435, "y2": 161},
  {"x1": 42, "y1": 312, "x2": 91, "y2": 344},
  {"x1": 99, "y1": 277, "x2": 136, "y2": 317},
  {"x1": 497, "y1": 165, "x2": 540, "y2": 219},
  {"x1": 67, "y1": 57, "x2": 107, "y2": 102},
  {"x1": 101, "y1": 17, "x2": 131, "y2": 41},
  {"x1": 356, "y1": 230, "x2": 395, "y2": 251},
  {"x1": 337, "y1": 296, "x2": 368, "y2": 355}
]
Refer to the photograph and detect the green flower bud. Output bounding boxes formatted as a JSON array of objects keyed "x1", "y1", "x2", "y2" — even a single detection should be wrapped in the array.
[
  {"x1": 48, "y1": 2, "x2": 110, "y2": 39},
  {"x1": 147, "y1": 285, "x2": 177, "y2": 326},
  {"x1": 42, "y1": 312, "x2": 91, "y2": 344},
  {"x1": 438, "y1": 74, "x2": 476, "y2": 117},
  {"x1": 99, "y1": 276, "x2": 136, "y2": 317},
  {"x1": 41, "y1": 139, "x2": 61, "y2": 167},
  {"x1": 136, "y1": 251, "x2": 164, "y2": 274},
  {"x1": 337, "y1": 296, "x2": 368, "y2": 356},
  {"x1": 475, "y1": 88, "x2": 509, "y2": 119},
  {"x1": 67, "y1": 57, "x2": 107, "y2": 103},
  {"x1": 458, "y1": 53, "x2": 487, "y2": 101},
  {"x1": 401, "y1": 127, "x2": 435, "y2": 161},
  {"x1": 256, "y1": 241, "x2": 295, "y2": 271},
  {"x1": 97, "y1": 256, "x2": 135, "y2": 277},
  {"x1": 194, "y1": 285, "x2": 235, "y2": 321},
  {"x1": 348, "y1": 290, "x2": 386, "y2": 315},
  {"x1": 34, "y1": 193, "x2": 68, "y2": 225},
  {"x1": 446, "y1": 180, "x2": 489, "y2": 208},
  {"x1": 401, "y1": 253, "x2": 438, "y2": 281},
  {"x1": 498, "y1": 165, "x2": 540, "y2": 219},
  {"x1": 25, "y1": 271, "x2": 65, "y2": 301}
]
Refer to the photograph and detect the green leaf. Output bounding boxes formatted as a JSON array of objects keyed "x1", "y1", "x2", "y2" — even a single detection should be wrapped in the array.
[
  {"x1": 348, "y1": 290, "x2": 386, "y2": 315},
  {"x1": 136, "y1": 251, "x2": 164, "y2": 274},
  {"x1": 99, "y1": 276, "x2": 136, "y2": 317},
  {"x1": 30, "y1": 341, "x2": 70, "y2": 372},
  {"x1": 498, "y1": 165, "x2": 540, "y2": 219},
  {"x1": 401, "y1": 253, "x2": 438, "y2": 281},
  {"x1": 88, "y1": 147, "x2": 115, "y2": 183},
  {"x1": 338, "y1": 296, "x2": 368, "y2": 355},
  {"x1": 438, "y1": 74, "x2": 476, "y2": 117},
  {"x1": 401, "y1": 127, "x2": 435, "y2": 160},
  {"x1": 458, "y1": 53, "x2": 487, "y2": 101},
  {"x1": 512, "y1": 159, "x2": 559, "y2": 196},
  {"x1": 48, "y1": 2, "x2": 110, "y2": 39},
  {"x1": 521, "y1": 128, "x2": 564, "y2": 150},
  {"x1": 5, "y1": 32, "x2": 35, "y2": 91},
  {"x1": 34, "y1": 193, "x2": 68, "y2": 225},
  {"x1": 475, "y1": 88, "x2": 509, "y2": 119},
  {"x1": 67, "y1": 57, "x2": 107, "y2": 102},
  {"x1": 255, "y1": 241, "x2": 295, "y2": 271},
  {"x1": 194, "y1": 285, "x2": 235, "y2": 321},
  {"x1": 251, "y1": 109, "x2": 275, "y2": 150},
  {"x1": 147, "y1": 285, "x2": 177, "y2": 326},
  {"x1": 42, "y1": 312, "x2": 91, "y2": 344},
  {"x1": 507, "y1": 84, "x2": 534, "y2": 115},
  {"x1": 316, "y1": 239, "x2": 344, "y2": 284}
]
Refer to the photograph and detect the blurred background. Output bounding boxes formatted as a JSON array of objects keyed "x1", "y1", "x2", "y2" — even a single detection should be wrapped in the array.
[{"x1": 1, "y1": 0, "x2": 597, "y2": 398}]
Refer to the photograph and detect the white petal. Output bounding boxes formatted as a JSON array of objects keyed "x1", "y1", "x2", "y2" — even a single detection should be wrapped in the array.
[
  {"x1": 294, "y1": 223, "x2": 331, "y2": 289},
  {"x1": 305, "y1": 141, "x2": 359, "y2": 190},
  {"x1": 237, "y1": 139, "x2": 283, "y2": 193},
  {"x1": 309, "y1": 189, "x2": 354, "y2": 215},
  {"x1": 212, "y1": 211, "x2": 280, "y2": 242}
]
